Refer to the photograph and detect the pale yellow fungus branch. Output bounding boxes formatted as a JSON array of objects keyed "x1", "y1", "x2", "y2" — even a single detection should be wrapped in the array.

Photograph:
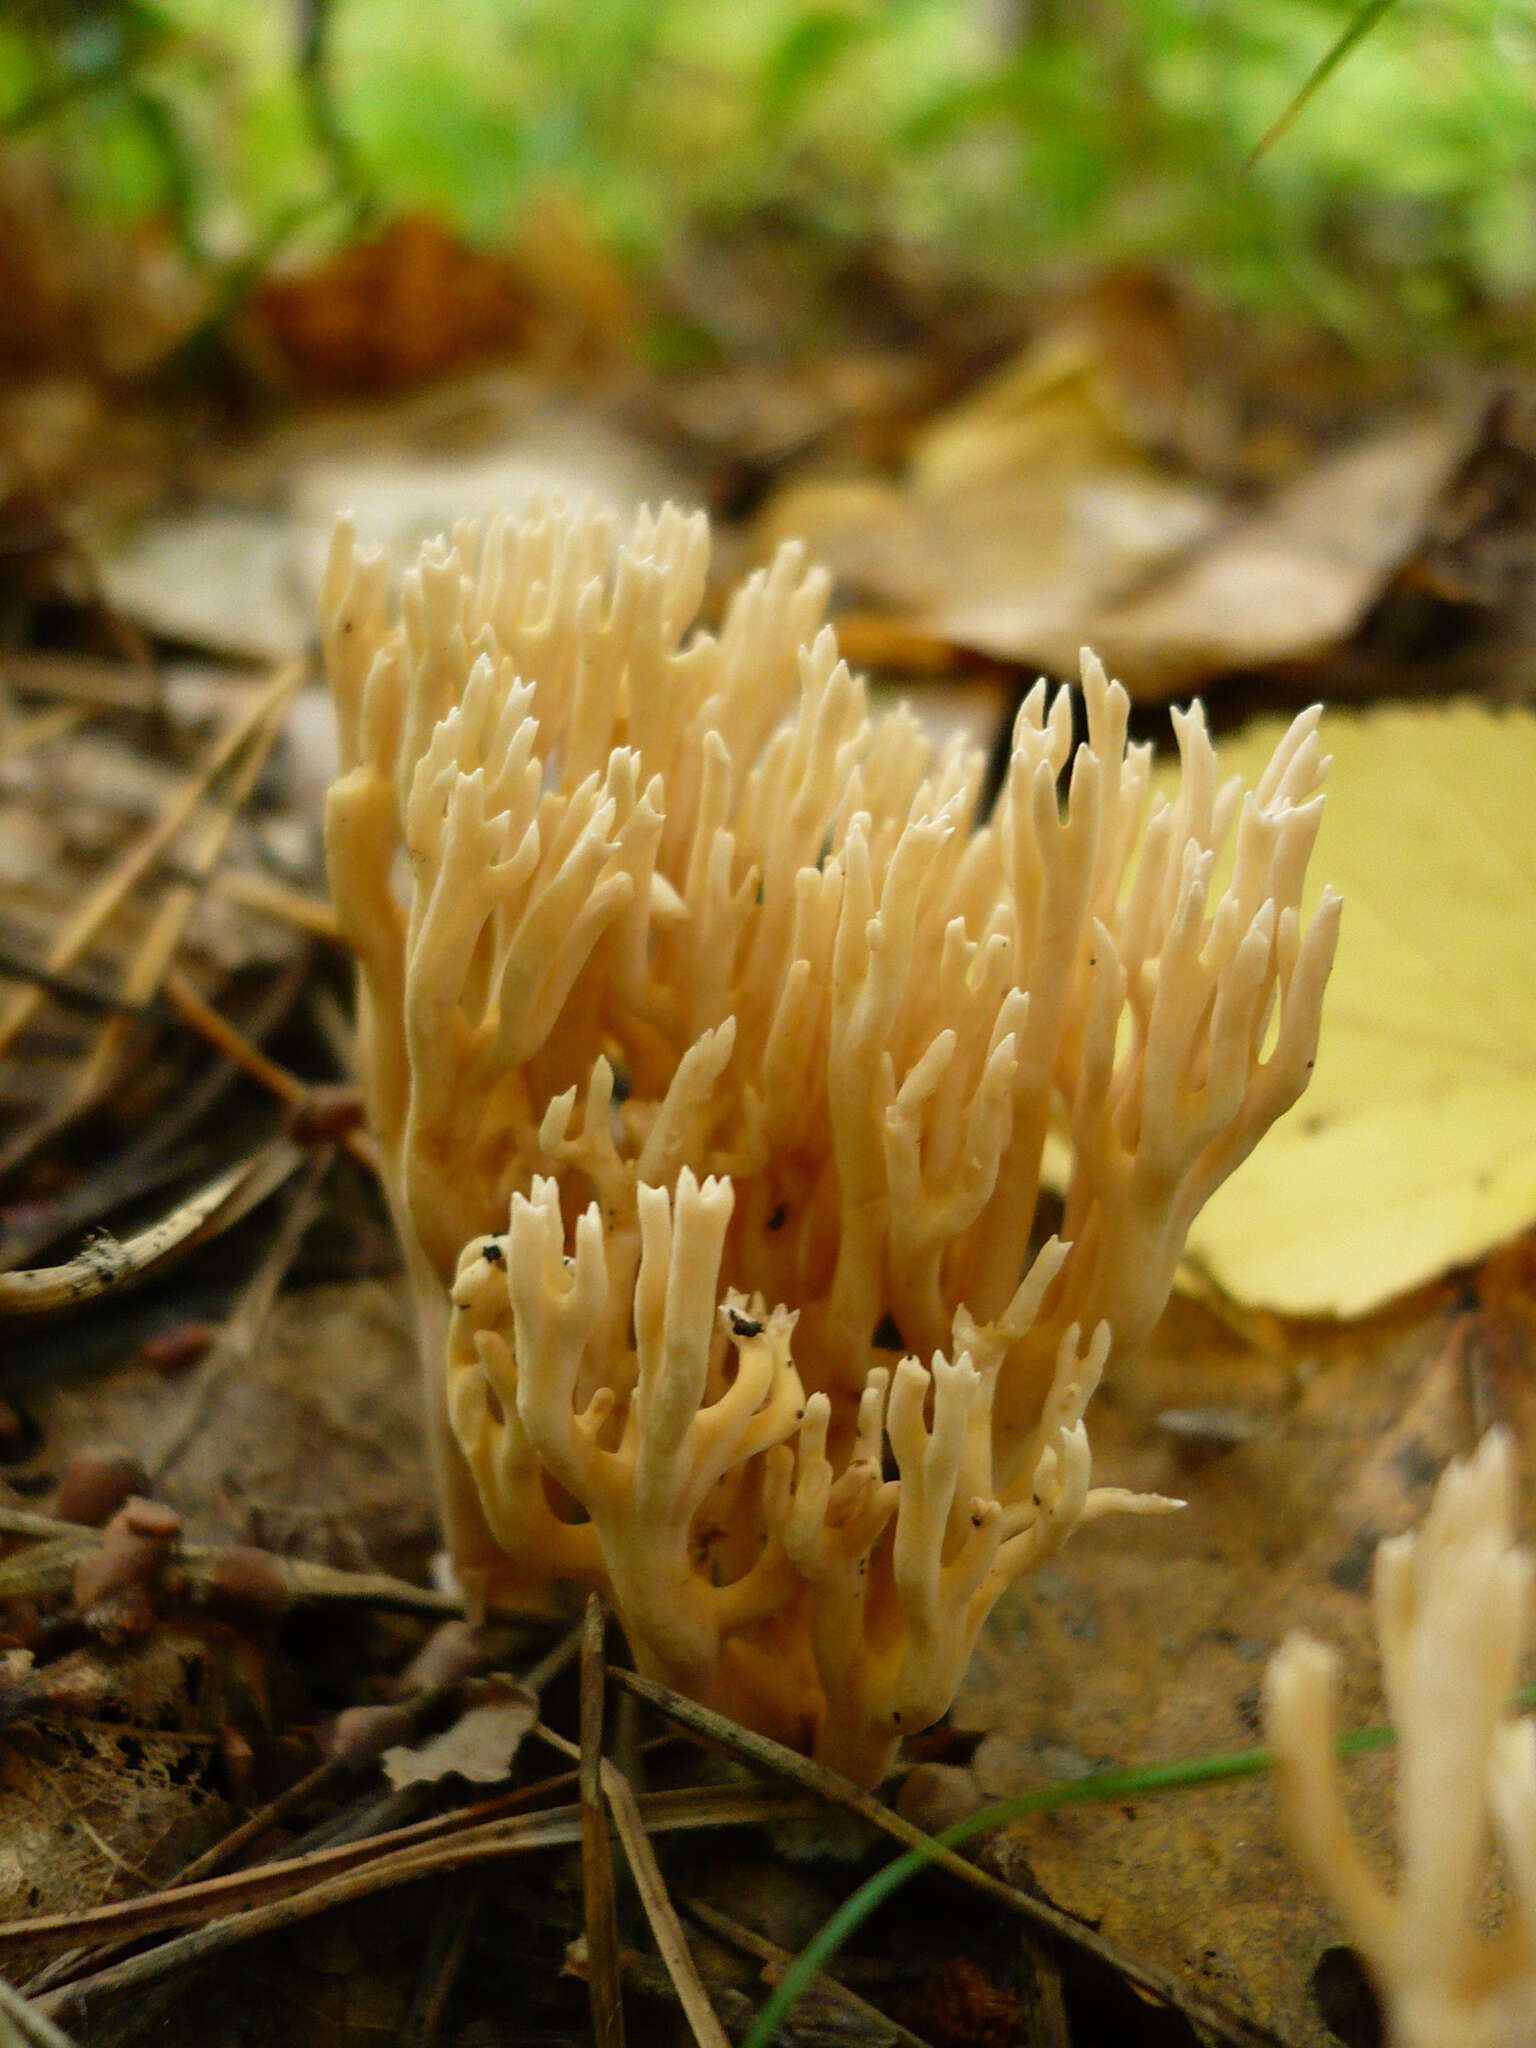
[
  {"x1": 1265, "y1": 1431, "x2": 1536, "y2": 2048},
  {"x1": 506, "y1": 1171, "x2": 804, "y2": 1702}
]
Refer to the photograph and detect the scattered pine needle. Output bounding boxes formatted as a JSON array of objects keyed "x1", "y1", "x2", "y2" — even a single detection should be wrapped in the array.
[
  {"x1": 740, "y1": 1685, "x2": 1536, "y2": 2048},
  {"x1": 0, "y1": 1971, "x2": 80, "y2": 2048},
  {"x1": 579, "y1": 1598, "x2": 626, "y2": 2048},
  {"x1": 18, "y1": 1784, "x2": 813, "y2": 2022},
  {"x1": 0, "y1": 702, "x2": 92, "y2": 760},
  {"x1": 602, "y1": 1760, "x2": 730, "y2": 2048},
  {"x1": 688, "y1": 1898, "x2": 933, "y2": 2048},
  {"x1": 211, "y1": 868, "x2": 345, "y2": 945},
  {"x1": 0, "y1": 659, "x2": 304, "y2": 1062},
  {"x1": 607, "y1": 1666, "x2": 1257, "y2": 2036},
  {"x1": 0, "y1": 1140, "x2": 304, "y2": 1314},
  {"x1": 59, "y1": 676, "x2": 296, "y2": 1119},
  {"x1": 163, "y1": 973, "x2": 379, "y2": 1174}
]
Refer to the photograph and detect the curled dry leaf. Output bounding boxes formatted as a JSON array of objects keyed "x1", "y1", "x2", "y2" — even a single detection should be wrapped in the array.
[
  {"x1": 381, "y1": 1680, "x2": 537, "y2": 1789},
  {"x1": 760, "y1": 322, "x2": 1473, "y2": 696}
]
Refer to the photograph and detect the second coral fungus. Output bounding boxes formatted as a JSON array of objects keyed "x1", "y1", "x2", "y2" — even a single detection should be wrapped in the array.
[{"x1": 323, "y1": 500, "x2": 1339, "y2": 1783}]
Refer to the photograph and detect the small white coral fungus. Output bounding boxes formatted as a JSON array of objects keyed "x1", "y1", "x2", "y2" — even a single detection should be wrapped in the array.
[
  {"x1": 1265, "y1": 1430, "x2": 1536, "y2": 2048},
  {"x1": 322, "y1": 499, "x2": 1339, "y2": 1783}
]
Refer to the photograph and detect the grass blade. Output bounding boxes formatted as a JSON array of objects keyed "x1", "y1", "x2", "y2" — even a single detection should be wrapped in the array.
[{"x1": 1245, "y1": 0, "x2": 1403, "y2": 168}]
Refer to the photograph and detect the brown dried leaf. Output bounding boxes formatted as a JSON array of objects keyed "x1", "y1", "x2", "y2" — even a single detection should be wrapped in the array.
[
  {"x1": 87, "y1": 390, "x2": 697, "y2": 664},
  {"x1": 760, "y1": 322, "x2": 1476, "y2": 694},
  {"x1": 759, "y1": 337, "x2": 1222, "y2": 696},
  {"x1": 14, "y1": 1281, "x2": 432, "y2": 1578},
  {"x1": 380, "y1": 1680, "x2": 536, "y2": 1789},
  {"x1": 248, "y1": 205, "x2": 636, "y2": 397},
  {"x1": 1076, "y1": 416, "x2": 1474, "y2": 691}
]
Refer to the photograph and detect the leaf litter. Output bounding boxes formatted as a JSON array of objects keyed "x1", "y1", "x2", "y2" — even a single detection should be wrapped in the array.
[{"x1": 2, "y1": 242, "x2": 1536, "y2": 2048}]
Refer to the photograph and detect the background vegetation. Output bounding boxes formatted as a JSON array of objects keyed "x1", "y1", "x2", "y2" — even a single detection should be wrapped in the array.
[{"x1": 6, "y1": 0, "x2": 1536, "y2": 352}]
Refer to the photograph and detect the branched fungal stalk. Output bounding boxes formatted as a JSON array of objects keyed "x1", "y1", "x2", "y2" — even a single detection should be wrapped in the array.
[
  {"x1": 1265, "y1": 1430, "x2": 1536, "y2": 2048},
  {"x1": 323, "y1": 498, "x2": 1339, "y2": 1783}
]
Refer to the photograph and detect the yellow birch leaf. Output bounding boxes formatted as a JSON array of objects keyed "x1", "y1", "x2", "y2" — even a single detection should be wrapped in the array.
[{"x1": 1177, "y1": 698, "x2": 1536, "y2": 1317}]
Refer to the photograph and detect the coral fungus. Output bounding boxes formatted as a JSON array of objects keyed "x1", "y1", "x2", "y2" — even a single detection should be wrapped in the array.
[
  {"x1": 1266, "y1": 1431, "x2": 1536, "y2": 2048},
  {"x1": 323, "y1": 499, "x2": 1338, "y2": 1782}
]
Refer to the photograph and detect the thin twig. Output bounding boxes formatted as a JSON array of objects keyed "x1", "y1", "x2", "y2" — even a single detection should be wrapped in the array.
[
  {"x1": 0, "y1": 1973, "x2": 80, "y2": 2048},
  {"x1": 1015, "y1": 1928, "x2": 1073, "y2": 2048},
  {"x1": 211, "y1": 869, "x2": 345, "y2": 946},
  {"x1": 0, "y1": 652, "x2": 175, "y2": 715},
  {"x1": 603, "y1": 1762, "x2": 729, "y2": 2048},
  {"x1": 687, "y1": 1899, "x2": 934, "y2": 2048},
  {"x1": 23, "y1": 1750, "x2": 579, "y2": 1999},
  {"x1": 145, "y1": 1146, "x2": 334, "y2": 1485},
  {"x1": 0, "y1": 952, "x2": 158, "y2": 1022},
  {"x1": 402, "y1": 1873, "x2": 486, "y2": 2046},
  {"x1": 10, "y1": 1778, "x2": 809, "y2": 1971},
  {"x1": 56, "y1": 675, "x2": 296, "y2": 1125},
  {"x1": 23, "y1": 1618, "x2": 572, "y2": 2007},
  {"x1": 164, "y1": 972, "x2": 379, "y2": 1174},
  {"x1": 0, "y1": 702, "x2": 91, "y2": 760},
  {"x1": 610, "y1": 1669, "x2": 1278, "y2": 2048},
  {"x1": 0, "y1": 1504, "x2": 461, "y2": 1619},
  {"x1": 0, "y1": 957, "x2": 308, "y2": 1256},
  {"x1": 580, "y1": 1597, "x2": 625, "y2": 2048}
]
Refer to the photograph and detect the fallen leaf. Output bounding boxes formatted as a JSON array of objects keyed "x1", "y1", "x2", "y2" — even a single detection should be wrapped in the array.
[
  {"x1": 87, "y1": 389, "x2": 698, "y2": 664},
  {"x1": 759, "y1": 334, "x2": 1223, "y2": 693},
  {"x1": 250, "y1": 216, "x2": 539, "y2": 397},
  {"x1": 289, "y1": 403, "x2": 698, "y2": 594},
  {"x1": 759, "y1": 320, "x2": 1475, "y2": 694},
  {"x1": 381, "y1": 1680, "x2": 536, "y2": 1788},
  {"x1": 12, "y1": 1280, "x2": 434, "y2": 1578},
  {"x1": 88, "y1": 507, "x2": 313, "y2": 663},
  {"x1": 1076, "y1": 417, "x2": 1473, "y2": 691},
  {"x1": 1178, "y1": 699, "x2": 1536, "y2": 1317},
  {"x1": 249, "y1": 202, "x2": 636, "y2": 397}
]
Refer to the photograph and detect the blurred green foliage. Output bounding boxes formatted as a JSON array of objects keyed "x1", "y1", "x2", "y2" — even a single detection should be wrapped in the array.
[{"x1": 4, "y1": 0, "x2": 1536, "y2": 348}]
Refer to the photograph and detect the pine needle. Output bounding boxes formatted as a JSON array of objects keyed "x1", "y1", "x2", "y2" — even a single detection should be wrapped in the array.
[{"x1": 742, "y1": 1683, "x2": 1536, "y2": 2048}]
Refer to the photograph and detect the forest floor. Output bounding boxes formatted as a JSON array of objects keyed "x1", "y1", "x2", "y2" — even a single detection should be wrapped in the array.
[{"x1": 3, "y1": 208, "x2": 1536, "y2": 2048}]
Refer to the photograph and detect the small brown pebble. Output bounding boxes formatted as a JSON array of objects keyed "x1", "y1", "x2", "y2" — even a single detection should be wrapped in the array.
[
  {"x1": 0, "y1": 1399, "x2": 24, "y2": 1454},
  {"x1": 208, "y1": 1545, "x2": 290, "y2": 1619},
  {"x1": 74, "y1": 1498, "x2": 180, "y2": 1610},
  {"x1": 328, "y1": 1701, "x2": 414, "y2": 1760},
  {"x1": 400, "y1": 1618, "x2": 485, "y2": 1696},
  {"x1": 122, "y1": 1498, "x2": 181, "y2": 1541},
  {"x1": 139, "y1": 1323, "x2": 216, "y2": 1375},
  {"x1": 220, "y1": 1724, "x2": 256, "y2": 1803},
  {"x1": 895, "y1": 1761, "x2": 981, "y2": 1836},
  {"x1": 57, "y1": 1449, "x2": 150, "y2": 1527}
]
